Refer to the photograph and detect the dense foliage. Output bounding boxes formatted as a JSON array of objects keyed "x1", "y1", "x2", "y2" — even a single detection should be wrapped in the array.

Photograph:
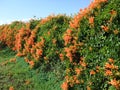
[{"x1": 0, "y1": 0, "x2": 120, "y2": 90}]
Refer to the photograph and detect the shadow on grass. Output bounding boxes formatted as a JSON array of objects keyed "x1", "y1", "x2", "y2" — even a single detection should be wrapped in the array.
[{"x1": 0, "y1": 47, "x2": 64, "y2": 90}]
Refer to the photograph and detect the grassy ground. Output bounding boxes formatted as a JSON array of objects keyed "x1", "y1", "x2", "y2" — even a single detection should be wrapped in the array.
[{"x1": 0, "y1": 47, "x2": 64, "y2": 90}]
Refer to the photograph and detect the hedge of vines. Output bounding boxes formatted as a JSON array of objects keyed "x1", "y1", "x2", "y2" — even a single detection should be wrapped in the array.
[{"x1": 0, "y1": 0, "x2": 120, "y2": 90}]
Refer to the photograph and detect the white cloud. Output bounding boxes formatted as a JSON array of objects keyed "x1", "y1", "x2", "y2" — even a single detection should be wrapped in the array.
[{"x1": 0, "y1": 18, "x2": 31, "y2": 25}]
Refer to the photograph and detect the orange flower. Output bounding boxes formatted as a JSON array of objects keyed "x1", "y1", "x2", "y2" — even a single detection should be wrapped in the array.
[
  {"x1": 105, "y1": 62, "x2": 118, "y2": 70},
  {"x1": 61, "y1": 82, "x2": 68, "y2": 90},
  {"x1": 63, "y1": 34, "x2": 72, "y2": 45},
  {"x1": 66, "y1": 52, "x2": 73, "y2": 62},
  {"x1": 36, "y1": 49, "x2": 43, "y2": 56},
  {"x1": 90, "y1": 70, "x2": 96, "y2": 75},
  {"x1": 28, "y1": 61, "x2": 35, "y2": 68},
  {"x1": 47, "y1": 31, "x2": 51, "y2": 35},
  {"x1": 27, "y1": 37, "x2": 34, "y2": 45},
  {"x1": 66, "y1": 29, "x2": 72, "y2": 35},
  {"x1": 65, "y1": 76, "x2": 69, "y2": 82},
  {"x1": 109, "y1": 79, "x2": 119, "y2": 89},
  {"x1": 24, "y1": 57, "x2": 29, "y2": 63},
  {"x1": 96, "y1": 66, "x2": 100, "y2": 72},
  {"x1": 108, "y1": 58, "x2": 114, "y2": 63},
  {"x1": 9, "y1": 86, "x2": 14, "y2": 90},
  {"x1": 89, "y1": 16, "x2": 94, "y2": 24},
  {"x1": 110, "y1": 10, "x2": 117, "y2": 16},
  {"x1": 101, "y1": 25, "x2": 109, "y2": 32},
  {"x1": 75, "y1": 68, "x2": 81, "y2": 75},
  {"x1": 87, "y1": 86, "x2": 91, "y2": 90},
  {"x1": 80, "y1": 61, "x2": 87, "y2": 67},
  {"x1": 16, "y1": 52, "x2": 23, "y2": 57},
  {"x1": 59, "y1": 53, "x2": 64, "y2": 61},
  {"x1": 30, "y1": 48, "x2": 35, "y2": 54},
  {"x1": 70, "y1": 20, "x2": 79, "y2": 29},
  {"x1": 105, "y1": 63, "x2": 114, "y2": 69},
  {"x1": 105, "y1": 70, "x2": 113, "y2": 76},
  {"x1": 75, "y1": 80, "x2": 80, "y2": 84}
]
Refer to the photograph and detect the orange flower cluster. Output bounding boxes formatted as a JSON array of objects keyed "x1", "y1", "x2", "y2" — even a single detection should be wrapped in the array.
[
  {"x1": 89, "y1": 16, "x2": 94, "y2": 27},
  {"x1": 61, "y1": 82, "x2": 68, "y2": 90},
  {"x1": 64, "y1": 75, "x2": 80, "y2": 87},
  {"x1": 9, "y1": 86, "x2": 14, "y2": 90},
  {"x1": 90, "y1": 70, "x2": 96, "y2": 75},
  {"x1": 70, "y1": 0, "x2": 108, "y2": 29},
  {"x1": 14, "y1": 28, "x2": 31, "y2": 52},
  {"x1": 104, "y1": 58, "x2": 118, "y2": 76},
  {"x1": 79, "y1": 57, "x2": 87, "y2": 68},
  {"x1": 109, "y1": 79, "x2": 120, "y2": 89},
  {"x1": 63, "y1": 29, "x2": 73, "y2": 46},
  {"x1": 0, "y1": 25, "x2": 17, "y2": 48},
  {"x1": 64, "y1": 45, "x2": 77, "y2": 62},
  {"x1": 40, "y1": 14, "x2": 55, "y2": 25},
  {"x1": 109, "y1": 10, "x2": 117, "y2": 22},
  {"x1": 61, "y1": 1, "x2": 109, "y2": 89},
  {"x1": 28, "y1": 60, "x2": 35, "y2": 68},
  {"x1": 105, "y1": 59, "x2": 118, "y2": 70},
  {"x1": 36, "y1": 49, "x2": 43, "y2": 57},
  {"x1": 75, "y1": 68, "x2": 82, "y2": 75}
]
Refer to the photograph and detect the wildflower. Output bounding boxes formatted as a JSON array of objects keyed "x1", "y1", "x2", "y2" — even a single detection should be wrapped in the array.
[
  {"x1": 109, "y1": 79, "x2": 120, "y2": 89},
  {"x1": 63, "y1": 34, "x2": 72, "y2": 45},
  {"x1": 75, "y1": 68, "x2": 81, "y2": 75},
  {"x1": 24, "y1": 57, "x2": 29, "y2": 63},
  {"x1": 16, "y1": 52, "x2": 23, "y2": 57},
  {"x1": 66, "y1": 29, "x2": 72, "y2": 35},
  {"x1": 80, "y1": 61, "x2": 87, "y2": 67},
  {"x1": 89, "y1": 16, "x2": 94, "y2": 24},
  {"x1": 36, "y1": 49, "x2": 43, "y2": 56},
  {"x1": 9, "y1": 86, "x2": 14, "y2": 90},
  {"x1": 70, "y1": 20, "x2": 79, "y2": 29},
  {"x1": 90, "y1": 70, "x2": 96, "y2": 75},
  {"x1": 30, "y1": 48, "x2": 35, "y2": 54},
  {"x1": 105, "y1": 70, "x2": 113, "y2": 76},
  {"x1": 110, "y1": 10, "x2": 117, "y2": 16},
  {"x1": 101, "y1": 25, "x2": 109, "y2": 32},
  {"x1": 108, "y1": 58, "x2": 114, "y2": 63},
  {"x1": 65, "y1": 76, "x2": 69, "y2": 82},
  {"x1": 47, "y1": 31, "x2": 51, "y2": 35},
  {"x1": 96, "y1": 66, "x2": 100, "y2": 72},
  {"x1": 27, "y1": 37, "x2": 34, "y2": 45},
  {"x1": 61, "y1": 82, "x2": 68, "y2": 90},
  {"x1": 66, "y1": 52, "x2": 73, "y2": 62},
  {"x1": 75, "y1": 80, "x2": 80, "y2": 84},
  {"x1": 59, "y1": 53, "x2": 64, "y2": 61},
  {"x1": 105, "y1": 63, "x2": 115, "y2": 69},
  {"x1": 87, "y1": 86, "x2": 91, "y2": 90},
  {"x1": 28, "y1": 61, "x2": 35, "y2": 68}
]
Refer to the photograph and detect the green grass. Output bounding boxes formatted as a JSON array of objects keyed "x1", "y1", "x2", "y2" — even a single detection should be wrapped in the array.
[{"x1": 0, "y1": 47, "x2": 64, "y2": 90}]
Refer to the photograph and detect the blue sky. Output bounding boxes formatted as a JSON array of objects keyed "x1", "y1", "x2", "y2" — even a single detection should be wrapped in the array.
[{"x1": 0, "y1": 0, "x2": 91, "y2": 25}]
